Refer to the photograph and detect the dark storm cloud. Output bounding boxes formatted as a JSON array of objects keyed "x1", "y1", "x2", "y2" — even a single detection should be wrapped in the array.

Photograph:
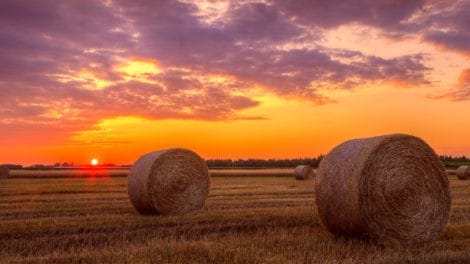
[{"x1": 1, "y1": 0, "x2": 467, "y2": 136}]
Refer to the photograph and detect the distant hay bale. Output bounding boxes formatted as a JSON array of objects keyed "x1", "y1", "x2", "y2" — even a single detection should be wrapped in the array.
[
  {"x1": 0, "y1": 166, "x2": 9, "y2": 178},
  {"x1": 456, "y1": 166, "x2": 470, "y2": 180},
  {"x1": 294, "y1": 165, "x2": 314, "y2": 180},
  {"x1": 127, "y1": 148, "x2": 210, "y2": 215},
  {"x1": 316, "y1": 134, "x2": 451, "y2": 245}
]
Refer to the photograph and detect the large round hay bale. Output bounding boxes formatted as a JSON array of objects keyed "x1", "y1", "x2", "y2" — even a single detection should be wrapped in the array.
[
  {"x1": 456, "y1": 166, "x2": 470, "y2": 180},
  {"x1": 128, "y1": 148, "x2": 210, "y2": 215},
  {"x1": 294, "y1": 165, "x2": 314, "y2": 180},
  {"x1": 0, "y1": 166, "x2": 9, "y2": 178},
  {"x1": 316, "y1": 134, "x2": 451, "y2": 245}
]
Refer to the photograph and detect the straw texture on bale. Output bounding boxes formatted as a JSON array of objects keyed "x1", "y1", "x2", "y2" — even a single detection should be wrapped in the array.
[
  {"x1": 294, "y1": 165, "x2": 314, "y2": 180},
  {"x1": 0, "y1": 166, "x2": 9, "y2": 178},
  {"x1": 128, "y1": 148, "x2": 210, "y2": 215},
  {"x1": 316, "y1": 134, "x2": 451, "y2": 245},
  {"x1": 456, "y1": 166, "x2": 470, "y2": 180}
]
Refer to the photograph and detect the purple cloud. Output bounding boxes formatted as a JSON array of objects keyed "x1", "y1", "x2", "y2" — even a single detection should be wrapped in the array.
[
  {"x1": 421, "y1": 0, "x2": 470, "y2": 54},
  {"x1": 270, "y1": 0, "x2": 425, "y2": 30},
  {"x1": 2, "y1": 0, "x2": 464, "y2": 143},
  {"x1": 224, "y1": 2, "x2": 304, "y2": 43},
  {"x1": 116, "y1": 1, "x2": 430, "y2": 99}
]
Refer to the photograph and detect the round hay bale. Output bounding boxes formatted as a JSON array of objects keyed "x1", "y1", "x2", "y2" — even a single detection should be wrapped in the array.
[
  {"x1": 456, "y1": 166, "x2": 470, "y2": 180},
  {"x1": 128, "y1": 148, "x2": 210, "y2": 215},
  {"x1": 0, "y1": 166, "x2": 9, "y2": 178},
  {"x1": 294, "y1": 165, "x2": 314, "y2": 180},
  {"x1": 316, "y1": 134, "x2": 451, "y2": 245}
]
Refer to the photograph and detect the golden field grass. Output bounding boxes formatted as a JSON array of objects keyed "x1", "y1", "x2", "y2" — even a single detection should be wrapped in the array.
[
  {"x1": 8, "y1": 168, "x2": 294, "y2": 178},
  {"x1": 1, "y1": 172, "x2": 469, "y2": 263}
]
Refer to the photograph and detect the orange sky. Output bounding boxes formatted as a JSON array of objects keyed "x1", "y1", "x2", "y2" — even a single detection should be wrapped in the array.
[{"x1": 0, "y1": 1, "x2": 469, "y2": 165}]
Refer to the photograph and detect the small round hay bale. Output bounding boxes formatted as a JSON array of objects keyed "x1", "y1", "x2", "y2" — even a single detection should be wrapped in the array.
[
  {"x1": 128, "y1": 148, "x2": 210, "y2": 215},
  {"x1": 316, "y1": 134, "x2": 451, "y2": 245},
  {"x1": 456, "y1": 166, "x2": 470, "y2": 180},
  {"x1": 294, "y1": 165, "x2": 314, "y2": 180},
  {"x1": 0, "y1": 166, "x2": 9, "y2": 178}
]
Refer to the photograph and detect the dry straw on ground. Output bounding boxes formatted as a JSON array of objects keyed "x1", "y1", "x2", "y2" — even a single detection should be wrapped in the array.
[
  {"x1": 0, "y1": 166, "x2": 9, "y2": 178},
  {"x1": 456, "y1": 166, "x2": 470, "y2": 180},
  {"x1": 128, "y1": 148, "x2": 210, "y2": 215},
  {"x1": 294, "y1": 165, "x2": 314, "y2": 180},
  {"x1": 446, "y1": 169, "x2": 457, "y2": 176},
  {"x1": 316, "y1": 134, "x2": 451, "y2": 245}
]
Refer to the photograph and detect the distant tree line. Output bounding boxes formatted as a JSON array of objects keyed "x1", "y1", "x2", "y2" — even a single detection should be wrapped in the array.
[
  {"x1": 439, "y1": 155, "x2": 470, "y2": 168},
  {"x1": 53, "y1": 162, "x2": 74, "y2": 167},
  {"x1": 439, "y1": 155, "x2": 470, "y2": 162},
  {"x1": 1, "y1": 164, "x2": 23, "y2": 169},
  {"x1": 2, "y1": 155, "x2": 470, "y2": 169},
  {"x1": 206, "y1": 156, "x2": 324, "y2": 168},
  {"x1": 206, "y1": 155, "x2": 470, "y2": 168}
]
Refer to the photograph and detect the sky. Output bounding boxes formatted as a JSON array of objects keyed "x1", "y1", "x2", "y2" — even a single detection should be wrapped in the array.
[{"x1": 0, "y1": 0, "x2": 469, "y2": 165}]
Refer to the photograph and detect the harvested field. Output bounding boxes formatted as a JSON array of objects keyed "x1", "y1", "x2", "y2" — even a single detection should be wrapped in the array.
[
  {"x1": 9, "y1": 169, "x2": 130, "y2": 178},
  {"x1": 8, "y1": 168, "x2": 295, "y2": 178},
  {"x1": 8, "y1": 168, "x2": 461, "y2": 179},
  {"x1": 0, "y1": 173, "x2": 469, "y2": 263},
  {"x1": 209, "y1": 168, "x2": 294, "y2": 177}
]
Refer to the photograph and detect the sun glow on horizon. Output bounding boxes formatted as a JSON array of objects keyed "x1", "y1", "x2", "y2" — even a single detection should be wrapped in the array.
[{"x1": 91, "y1": 158, "x2": 99, "y2": 166}]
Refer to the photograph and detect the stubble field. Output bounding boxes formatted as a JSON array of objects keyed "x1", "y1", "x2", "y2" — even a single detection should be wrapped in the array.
[{"x1": 1, "y1": 171, "x2": 469, "y2": 263}]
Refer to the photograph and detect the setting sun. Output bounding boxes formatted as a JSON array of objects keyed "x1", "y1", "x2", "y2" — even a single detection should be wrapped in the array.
[{"x1": 90, "y1": 159, "x2": 99, "y2": 166}]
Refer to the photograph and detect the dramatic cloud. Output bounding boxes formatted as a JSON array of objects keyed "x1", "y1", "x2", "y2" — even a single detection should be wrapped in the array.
[
  {"x1": 420, "y1": 0, "x2": 470, "y2": 55},
  {"x1": 115, "y1": 1, "x2": 430, "y2": 100},
  {"x1": 271, "y1": 0, "x2": 470, "y2": 55},
  {"x1": 224, "y1": 2, "x2": 304, "y2": 43},
  {"x1": 270, "y1": 0, "x2": 425, "y2": 30},
  {"x1": 0, "y1": 0, "x2": 467, "y2": 142}
]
